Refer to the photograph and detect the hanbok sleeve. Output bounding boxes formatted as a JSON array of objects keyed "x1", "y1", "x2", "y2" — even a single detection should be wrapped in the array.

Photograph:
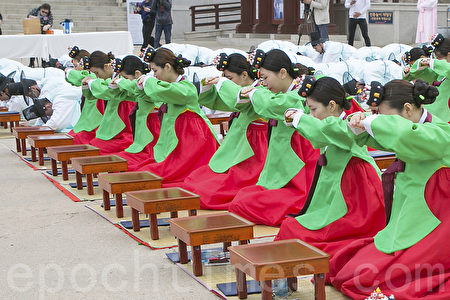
[
  {"x1": 142, "y1": 77, "x2": 197, "y2": 105},
  {"x1": 198, "y1": 79, "x2": 240, "y2": 112},
  {"x1": 293, "y1": 113, "x2": 355, "y2": 150},
  {"x1": 362, "y1": 114, "x2": 450, "y2": 162},
  {"x1": 89, "y1": 78, "x2": 131, "y2": 101},
  {"x1": 66, "y1": 70, "x2": 95, "y2": 86}
]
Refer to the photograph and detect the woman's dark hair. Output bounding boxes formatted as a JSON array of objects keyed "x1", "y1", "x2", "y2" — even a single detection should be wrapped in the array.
[
  {"x1": 152, "y1": 48, "x2": 190, "y2": 75},
  {"x1": 309, "y1": 77, "x2": 351, "y2": 110},
  {"x1": 262, "y1": 49, "x2": 305, "y2": 78},
  {"x1": 226, "y1": 53, "x2": 258, "y2": 80},
  {"x1": 409, "y1": 47, "x2": 425, "y2": 62},
  {"x1": 89, "y1": 51, "x2": 115, "y2": 69},
  {"x1": 382, "y1": 79, "x2": 438, "y2": 111},
  {"x1": 121, "y1": 55, "x2": 146, "y2": 75},
  {"x1": 435, "y1": 38, "x2": 449, "y2": 57},
  {"x1": 74, "y1": 50, "x2": 90, "y2": 61},
  {"x1": 40, "y1": 3, "x2": 51, "y2": 12}
]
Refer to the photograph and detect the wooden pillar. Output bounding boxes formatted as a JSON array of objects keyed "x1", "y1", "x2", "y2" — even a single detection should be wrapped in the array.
[
  {"x1": 253, "y1": 0, "x2": 277, "y2": 33},
  {"x1": 278, "y1": 0, "x2": 299, "y2": 33},
  {"x1": 236, "y1": 0, "x2": 256, "y2": 33}
]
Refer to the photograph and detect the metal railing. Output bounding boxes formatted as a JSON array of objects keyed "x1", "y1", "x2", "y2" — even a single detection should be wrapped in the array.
[{"x1": 189, "y1": 2, "x2": 241, "y2": 31}]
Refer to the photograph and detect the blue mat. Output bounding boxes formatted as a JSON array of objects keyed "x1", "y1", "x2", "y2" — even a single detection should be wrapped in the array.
[
  {"x1": 165, "y1": 247, "x2": 226, "y2": 263},
  {"x1": 25, "y1": 157, "x2": 50, "y2": 162},
  {"x1": 100, "y1": 198, "x2": 127, "y2": 207},
  {"x1": 46, "y1": 169, "x2": 76, "y2": 176},
  {"x1": 369, "y1": 150, "x2": 395, "y2": 158},
  {"x1": 120, "y1": 218, "x2": 170, "y2": 229},
  {"x1": 69, "y1": 182, "x2": 99, "y2": 188},
  {"x1": 216, "y1": 280, "x2": 262, "y2": 296}
]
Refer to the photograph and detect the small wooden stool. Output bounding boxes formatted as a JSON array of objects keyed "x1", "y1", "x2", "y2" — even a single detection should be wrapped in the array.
[
  {"x1": 71, "y1": 155, "x2": 128, "y2": 195},
  {"x1": 229, "y1": 239, "x2": 329, "y2": 300},
  {"x1": 27, "y1": 134, "x2": 74, "y2": 166},
  {"x1": 46, "y1": 144, "x2": 100, "y2": 181},
  {"x1": 12, "y1": 126, "x2": 55, "y2": 155},
  {"x1": 98, "y1": 171, "x2": 163, "y2": 218},
  {"x1": 169, "y1": 212, "x2": 254, "y2": 277},
  {"x1": 126, "y1": 187, "x2": 200, "y2": 240},
  {"x1": 369, "y1": 150, "x2": 396, "y2": 170},
  {"x1": 0, "y1": 111, "x2": 20, "y2": 132}
]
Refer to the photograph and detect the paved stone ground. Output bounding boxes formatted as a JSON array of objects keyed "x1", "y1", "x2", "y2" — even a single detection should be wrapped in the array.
[{"x1": 0, "y1": 136, "x2": 217, "y2": 300}]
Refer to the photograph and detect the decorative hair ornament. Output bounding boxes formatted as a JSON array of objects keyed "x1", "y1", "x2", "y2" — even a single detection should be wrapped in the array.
[
  {"x1": 143, "y1": 47, "x2": 156, "y2": 63},
  {"x1": 112, "y1": 58, "x2": 122, "y2": 74},
  {"x1": 143, "y1": 62, "x2": 150, "y2": 74},
  {"x1": 68, "y1": 46, "x2": 80, "y2": 58},
  {"x1": 216, "y1": 53, "x2": 229, "y2": 71},
  {"x1": 175, "y1": 54, "x2": 191, "y2": 68},
  {"x1": 431, "y1": 33, "x2": 444, "y2": 49},
  {"x1": 403, "y1": 51, "x2": 412, "y2": 64},
  {"x1": 422, "y1": 45, "x2": 433, "y2": 57},
  {"x1": 251, "y1": 49, "x2": 265, "y2": 69},
  {"x1": 81, "y1": 56, "x2": 90, "y2": 70},
  {"x1": 307, "y1": 67, "x2": 315, "y2": 75},
  {"x1": 297, "y1": 75, "x2": 317, "y2": 97},
  {"x1": 366, "y1": 81, "x2": 384, "y2": 107}
]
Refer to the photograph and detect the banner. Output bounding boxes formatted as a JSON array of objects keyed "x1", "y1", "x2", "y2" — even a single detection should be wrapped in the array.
[{"x1": 127, "y1": 0, "x2": 143, "y2": 45}]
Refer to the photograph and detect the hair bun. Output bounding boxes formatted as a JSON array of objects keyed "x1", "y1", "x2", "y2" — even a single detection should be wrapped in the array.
[
  {"x1": 107, "y1": 52, "x2": 115, "y2": 62},
  {"x1": 176, "y1": 54, "x2": 191, "y2": 68},
  {"x1": 413, "y1": 79, "x2": 438, "y2": 105}
]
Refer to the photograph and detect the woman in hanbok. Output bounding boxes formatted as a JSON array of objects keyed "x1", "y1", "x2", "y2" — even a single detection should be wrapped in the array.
[
  {"x1": 329, "y1": 79, "x2": 450, "y2": 299},
  {"x1": 183, "y1": 53, "x2": 268, "y2": 210},
  {"x1": 228, "y1": 49, "x2": 320, "y2": 226},
  {"x1": 137, "y1": 48, "x2": 219, "y2": 187},
  {"x1": 275, "y1": 76, "x2": 385, "y2": 258}
]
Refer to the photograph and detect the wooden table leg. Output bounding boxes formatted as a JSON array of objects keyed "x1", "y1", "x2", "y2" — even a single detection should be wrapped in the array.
[
  {"x1": 21, "y1": 139, "x2": 26, "y2": 156},
  {"x1": 170, "y1": 211, "x2": 178, "y2": 218},
  {"x1": 38, "y1": 147, "x2": 44, "y2": 166},
  {"x1": 149, "y1": 213, "x2": 159, "y2": 240},
  {"x1": 30, "y1": 146, "x2": 36, "y2": 162},
  {"x1": 115, "y1": 193, "x2": 123, "y2": 218},
  {"x1": 86, "y1": 173, "x2": 94, "y2": 195},
  {"x1": 75, "y1": 171, "x2": 83, "y2": 190},
  {"x1": 223, "y1": 241, "x2": 232, "y2": 252},
  {"x1": 3, "y1": 121, "x2": 7, "y2": 129},
  {"x1": 131, "y1": 208, "x2": 140, "y2": 232},
  {"x1": 236, "y1": 268, "x2": 247, "y2": 299},
  {"x1": 51, "y1": 159, "x2": 58, "y2": 176},
  {"x1": 314, "y1": 273, "x2": 325, "y2": 300},
  {"x1": 15, "y1": 138, "x2": 21, "y2": 153},
  {"x1": 61, "y1": 161, "x2": 68, "y2": 181},
  {"x1": 188, "y1": 209, "x2": 197, "y2": 216},
  {"x1": 261, "y1": 280, "x2": 272, "y2": 300},
  {"x1": 9, "y1": 121, "x2": 14, "y2": 131},
  {"x1": 288, "y1": 277, "x2": 298, "y2": 292},
  {"x1": 102, "y1": 190, "x2": 110, "y2": 211},
  {"x1": 178, "y1": 239, "x2": 188, "y2": 264},
  {"x1": 192, "y1": 245, "x2": 202, "y2": 276}
]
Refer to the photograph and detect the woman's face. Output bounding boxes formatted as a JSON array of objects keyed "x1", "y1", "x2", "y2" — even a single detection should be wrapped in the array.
[
  {"x1": 150, "y1": 62, "x2": 171, "y2": 82},
  {"x1": 223, "y1": 69, "x2": 252, "y2": 87},
  {"x1": 259, "y1": 68, "x2": 283, "y2": 93},
  {"x1": 72, "y1": 59, "x2": 82, "y2": 71},
  {"x1": 90, "y1": 65, "x2": 113, "y2": 79},
  {"x1": 307, "y1": 97, "x2": 333, "y2": 120}
]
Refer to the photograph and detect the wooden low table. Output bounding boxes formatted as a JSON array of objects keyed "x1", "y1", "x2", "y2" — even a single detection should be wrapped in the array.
[
  {"x1": 369, "y1": 150, "x2": 396, "y2": 170},
  {"x1": 27, "y1": 134, "x2": 74, "y2": 166},
  {"x1": 126, "y1": 187, "x2": 200, "y2": 240},
  {"x1": 228, "y1": 239, "x2": 329, "y2": 300},
  {"x1": 169, "y1": 212, "x2": 254, "y2": 277},
  {"x1": 12, "y1": 126, "x2": 55, "y2": 155},
  {"x1": 46, "y1": 144, "x2": 100, "y2": 180},
  {"x1": 71, "y1": 155, "x2": 128, "y2": 195},
  {"x1": 98, "y1": 171, "x2": 163, "y2": 218},
  {"x1": 0, "y1": 111, "x2": 20, "y2": 131}
]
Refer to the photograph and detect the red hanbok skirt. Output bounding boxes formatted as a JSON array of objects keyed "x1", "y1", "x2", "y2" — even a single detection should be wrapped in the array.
[
  {"x1": 275, "y1": 157, "x2": 385, "y2": 258},
  {"x1": 183, "y1": 122, "x2": 268, "y2": 210},
  {"x1": 67, "y1": 99, "x2": 105, "y2": 145},
  {"x1": 113, "y1": 112, "x2": 161, "y2": 171},
  {"x1": 228, "y1": 132, "x2": 319, "y2": 226},
  {"x1": 139, "y1": 111, "x2": 219, "y2": 187},
  {"x1": 329, "y1": 167, "x2": 450, "y2": 300},
  {"x1": 89, "y1": 101, "x2": 135, "y2": 155}
]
